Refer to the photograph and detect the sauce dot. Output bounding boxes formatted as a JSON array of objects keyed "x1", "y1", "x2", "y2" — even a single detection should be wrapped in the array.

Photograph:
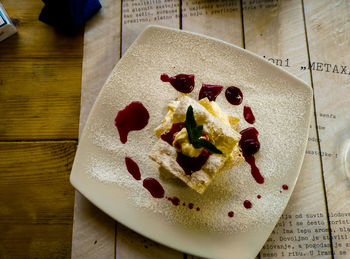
[
  {"x1": 142, "y1": 178, "x2": 165, "y2": 198},
  {"x1": 228, "y1": 211, "x2": 234, "y2": 217},
  {"x1": 243, "y1": 105, "x2": 255, "y2": 124},
  {"x1": 243, "y1": 200, "x2": 252, "y2": 209},
  {"x1": 282, "y1": 184, "x2": 289, "y2": 190},
  {"x1": 124, "y1": 157, "x2": 141, "y2": 180},
  {"x1": 198, "y1": 84, "x2": 223, "y2": 101},
  {"x1": 188, "y1": 203, "x2": 194, "y2": 209},
  {"x1": 196, "y1": 207, "x2": 200, "y2": 211},
  {"x1": 114, "y1": 101, "x2": 149, "y2": 144},
  {"x1": 225, "y1": 86, "x2": 243, "y2": 105},
  {"x1": 167, "y1": 196, "x2": 180, "y2": 206},
  {"x1": 257, "y1": 195, "x2": 261, "y2": 199},
  {"x1": 161, "y1": 73, "x2": 195, "y2": 93}
]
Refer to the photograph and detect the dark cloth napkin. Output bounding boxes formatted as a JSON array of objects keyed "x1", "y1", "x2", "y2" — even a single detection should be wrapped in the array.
[{"x1": 39, "y1": 0, "x2": 101, "y2": 36}]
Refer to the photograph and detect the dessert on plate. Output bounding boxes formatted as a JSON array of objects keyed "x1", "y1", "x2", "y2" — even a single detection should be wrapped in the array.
[{"x1": 150, "y1": 96, "x2": 244, "y2": 194}]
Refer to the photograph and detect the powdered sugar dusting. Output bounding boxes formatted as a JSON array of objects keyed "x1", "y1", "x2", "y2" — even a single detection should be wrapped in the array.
[{"x1": 77, "y1": 27, "x2": 312, "y2": 236}]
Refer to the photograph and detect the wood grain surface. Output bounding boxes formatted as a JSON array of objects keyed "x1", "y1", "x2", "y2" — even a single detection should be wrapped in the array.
[
  {"x1": 0, "y1": 142, "x2": 76, "y2": 258},
  {"x1": 0, "y1": 0, "x2": 83, "y2": 258},
  {"x1": 1, "y1": 0, "x2": 349, "y2": 258},
  {"x1": 0, "y1": 0, "x2": 83, "y2": 141}
]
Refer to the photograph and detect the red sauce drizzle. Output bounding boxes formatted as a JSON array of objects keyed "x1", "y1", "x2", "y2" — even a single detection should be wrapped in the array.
[
  {"x1": 176, "y1": 150, "x2": 210, "y2": 175},
  {"x1": 161, "y1": 73, "x2": 195, "y2": 93},
  {"x1": 243, "y1": 106, "x2": 255, "y2": 124},
  {"x1": 244, "y1": 200, "x2": 252, "y2": 209},
  {"x1": 167, "y1": 196, "x2": 180, "y2": 206},
  {"x1": 257, "y1": 194, "x2": 261, "y2": 199},
  {"x1": 124, "y1": 157, "x2": 141, "y2": 180},
  {"x1": 282, "y1": 184, "x2": 289, "y2": 190},
  {"x1": 161, "y1": 123, "x2": 211, "y2": 175},
  {"x1": 164, "y1": 196, "x2": 201, "y2": 211},
  {"x1": 142, "y1": 177, "x2": 165, "y2": 198},
  {"x1": 114, "y1": 101, "x2": 149, "y2": 144},
  {"x1": 239, "y1": 127, "x2": 264, "y2": 184},
  {"x1": 228, "y1": 211, "x2": 234, "y2": 217},
  {"x1": 225, "y1": 86, "x2": 243, "y2": 105},
  {"x1": 198, "y1": 84, "x2": 224, "y2": 101},
  {"x1": 160, "y1": 122, "x2": 185, "y2": 145}
]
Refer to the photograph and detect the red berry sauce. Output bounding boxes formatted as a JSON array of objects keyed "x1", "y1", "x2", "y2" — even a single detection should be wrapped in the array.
[
  {"x1": 228, "y1": 211, "x2": 234, "y2": 217},
  {"x1": 115, "y1": 101, "x2": 149, "y2": 144},
  {"x1": 239, "y1": 127, "x2": 264, "y2": 184},
  {"x1": 244, "y1": 200, "x2": 252, "y2": 209},
  {"x1": 161, "y1": 73, "x2": 195, "y2": 93},
  {"x1": 257, "y1": 194, "x2": 261, "y2": 199},
  {"x1": 160, "y1": 123, "x2": 210, "y2": 175},
  {"x1": 176, "y1": 150, "x2": 210, "y2": 175},
  {"x1": 142, "y1": 177, "x2": 165, "y2": 198},
  {"x1": 243, "y1": 106, "x2": 255, "y2": 124},
  {"x1": 282, "y1": 184, "x2": 289, "y2": 190},
  {"x1": 167, "y1": 196, "x2": 180, "y2": 206},
  {"x1": 160, "y1": 122, "x2": 185, "y2": 145},
  {"x1": 125, "y1": 157, "x2": 141, "y2": 180},
  {"x1": 198, "y1": 84, "x2": 223, "y2": 101},
  {"x1": 225, "y1": 86, "x2": 243, "y2": 105},
  {"x1": 166, "y1": 197, "x2": 200, "y2": 211}
]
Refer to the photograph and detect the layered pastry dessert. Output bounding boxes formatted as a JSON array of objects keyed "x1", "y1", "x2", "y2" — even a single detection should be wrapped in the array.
[{"x1": 150, "y1": 96, "x2": 243, "y2": 194}]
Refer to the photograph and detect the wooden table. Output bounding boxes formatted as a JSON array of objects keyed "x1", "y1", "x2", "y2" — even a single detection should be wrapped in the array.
[
  {"x1": 0, "y1": 1, "x2": 83, "y2": 257},
  {"x1": 1, "y1": 0, "x2": 350, "y2": 258}
]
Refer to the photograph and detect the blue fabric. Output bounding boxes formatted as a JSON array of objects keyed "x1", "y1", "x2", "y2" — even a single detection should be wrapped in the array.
[{"x1": 39, "y1": 0, "x2": 101, "y2": 36}]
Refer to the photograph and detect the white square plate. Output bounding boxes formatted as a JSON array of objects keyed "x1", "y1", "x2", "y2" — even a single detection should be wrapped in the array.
[{"x1": 71, "y1": 26, "x2": 312, "y2": 259}]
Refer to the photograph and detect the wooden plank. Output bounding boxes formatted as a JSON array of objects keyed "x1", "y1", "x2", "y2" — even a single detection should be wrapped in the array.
[
  {"x1": 71, "y1": 0, "x2": 122, "y2": 258},
  {"x1": 304, "y1": 0, "x2": 350, "y2": 257},
  {"x1": 0, "y1": 0, "x2": 83, "y2": 141},
  {"x1": 0, "y1": 0, "x2": 83, "y2": 59},
  {"x1": 0, "y1": 142, "x2": 76, "y2": 258},
  {"x1": 0, "y1": 59, "x2": 82, "y2": 140},
  {"x1": 243, "y1": 1, "x2": 332, "y2": 258}
]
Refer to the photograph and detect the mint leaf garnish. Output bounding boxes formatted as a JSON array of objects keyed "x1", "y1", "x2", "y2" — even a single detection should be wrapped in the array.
[
  {"x1": 185, "y1": 106, "x2": 222, "y2": 154},
  {"x1": 193, "y1": 138, "x2": 223, "y2": 154}
]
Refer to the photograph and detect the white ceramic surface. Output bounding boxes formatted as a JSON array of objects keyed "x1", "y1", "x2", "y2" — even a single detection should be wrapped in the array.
[{"x1": 70, "y1": 26, "x2": 313, "y2": 259}]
